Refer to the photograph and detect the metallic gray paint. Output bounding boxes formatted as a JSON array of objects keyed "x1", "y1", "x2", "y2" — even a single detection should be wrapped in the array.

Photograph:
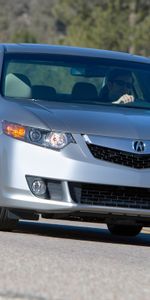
[
  {"x1": 0, "y1": 43, "x2": 150, "y2": 226},
  {"x1": 3, "y1": 43, "x2": 150, "y2": 64}
]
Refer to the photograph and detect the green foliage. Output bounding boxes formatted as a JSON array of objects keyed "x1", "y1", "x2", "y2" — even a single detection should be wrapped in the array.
[
  {"x1": 11, "y1": 30, "x2": 37, "y2": 43},
  {"x1": 0, "y1": 0, "x2": 149, "y2": 55},
  {"x1": 52, "y1": 0, "x2": 150, "y2": 55}
]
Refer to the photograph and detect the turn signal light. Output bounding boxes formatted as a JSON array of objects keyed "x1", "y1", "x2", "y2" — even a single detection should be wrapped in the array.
[{"x1": 3, "y1": 121, "x2": 26, "y2": 139}]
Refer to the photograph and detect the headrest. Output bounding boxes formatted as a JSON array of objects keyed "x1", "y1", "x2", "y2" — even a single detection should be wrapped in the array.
[
  {"x1": 32, "y1": 85, "x2": 56, "y2": 100},
  {"x1": 72, "y1": 82, "x2": 98, "y2": 100},
  {"x1": 4, "y1": 73, "x2": 31, "y2": 98}
]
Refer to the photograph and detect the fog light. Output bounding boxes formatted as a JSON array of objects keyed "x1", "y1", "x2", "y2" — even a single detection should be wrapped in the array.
[{"x1": 31, "y1": 180, "x2": 46, "y2": 196}]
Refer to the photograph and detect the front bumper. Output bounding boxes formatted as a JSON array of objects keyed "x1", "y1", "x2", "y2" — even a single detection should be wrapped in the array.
[{"x1": 0, "y1": 134, "x2": 150, "y2": 219}]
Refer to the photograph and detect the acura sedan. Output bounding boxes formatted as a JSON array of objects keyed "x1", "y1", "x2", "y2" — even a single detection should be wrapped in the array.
[{"x1": 0, "y1": 43, "x2": 150, "y2": 236}]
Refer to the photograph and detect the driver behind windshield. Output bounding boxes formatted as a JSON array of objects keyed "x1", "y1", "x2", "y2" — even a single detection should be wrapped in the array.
[{"x1": 99, "y1": 68, "x2": 134, "y2": 104}]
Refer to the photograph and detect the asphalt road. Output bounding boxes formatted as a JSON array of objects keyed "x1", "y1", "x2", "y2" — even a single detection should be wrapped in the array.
[{"x1": 0, "y1": 219, "x2": 150, "y2": 300}]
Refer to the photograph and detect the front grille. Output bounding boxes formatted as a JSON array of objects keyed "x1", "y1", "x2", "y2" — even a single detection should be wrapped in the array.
[
  {"x1": 69, "y1": 182, "x2": 150, "y2": 210},
  {"x1": 87, "y1": 144, "x2": 150, "y2": 169}
]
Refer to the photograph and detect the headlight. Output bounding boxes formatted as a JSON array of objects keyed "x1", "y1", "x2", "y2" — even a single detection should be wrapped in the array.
[
  {"x1": 2, "y1": 120, "x2": 75, "y2": 150},
  {"x1": 45, "y1": 132, "x2": 69, "y2": 149}
]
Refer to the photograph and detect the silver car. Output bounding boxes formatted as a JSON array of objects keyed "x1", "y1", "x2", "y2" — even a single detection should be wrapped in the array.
[{"x1": 0, "y1": 43, "x2": 150, "y2": 236}]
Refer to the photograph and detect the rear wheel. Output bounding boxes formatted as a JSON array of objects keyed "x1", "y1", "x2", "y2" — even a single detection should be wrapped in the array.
[
  {"x1": 107, "y1": 224, "x2": 142, "y2": 236},
  {"x1": 0, "y1": 208, "x2": 19, "y2": 231}
]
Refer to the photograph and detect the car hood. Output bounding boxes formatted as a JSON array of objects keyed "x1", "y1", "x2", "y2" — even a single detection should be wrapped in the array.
[{"x1": 23, "y1": 101, "x2": 150, "y2": 139}]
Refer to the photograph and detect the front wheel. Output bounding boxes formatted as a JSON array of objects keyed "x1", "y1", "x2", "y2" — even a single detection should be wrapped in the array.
[
  {"x1": 107, "y1": 224, "x2": 142, "y2": 236},
  {"x1": 0, "y1": 208, "x2": 19, "y2": 231}
]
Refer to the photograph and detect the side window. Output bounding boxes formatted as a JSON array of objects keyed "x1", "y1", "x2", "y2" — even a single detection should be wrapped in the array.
[
  {"x1": 132, "y1": 73, "x2": 144, "y2": 100},
  {"x1": 3, "y1": 73, "x2": 32, "y2": 98},
  {"x1": 134, "y1": 72, "x2": 150, "y2": 100}
]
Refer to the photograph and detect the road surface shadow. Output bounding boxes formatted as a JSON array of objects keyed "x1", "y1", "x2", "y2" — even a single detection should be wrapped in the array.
[{"x1": 13, "y1": 219, "x2": 150, "y2": 247}]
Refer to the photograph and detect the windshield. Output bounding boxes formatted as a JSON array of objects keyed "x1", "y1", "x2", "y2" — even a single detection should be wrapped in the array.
[{"x1": 1, "y1": 53, "x2": 150, "y2": 109}]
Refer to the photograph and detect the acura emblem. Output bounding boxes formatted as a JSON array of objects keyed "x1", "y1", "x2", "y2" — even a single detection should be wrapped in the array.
[{"x1": 132, "y1": 140, "x2": 145, "y2": 152}]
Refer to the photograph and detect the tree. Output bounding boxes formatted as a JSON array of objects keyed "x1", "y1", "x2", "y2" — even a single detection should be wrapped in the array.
[{"x1": 52, "y1": 0, "x2": 150, "y2": 55}]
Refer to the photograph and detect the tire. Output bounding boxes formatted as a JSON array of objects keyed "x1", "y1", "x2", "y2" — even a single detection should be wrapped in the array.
[
  {"x1": 0, "y1": 208, "x2": 19, "y2": 231},
  {"x1": 107, "y1": 224, "x2": 142, "y2": 236}
]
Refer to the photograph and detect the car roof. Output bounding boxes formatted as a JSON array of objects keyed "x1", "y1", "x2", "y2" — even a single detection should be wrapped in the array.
[{"x1": 0, "y1": 43, "x2": 150, "y2": 64}]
